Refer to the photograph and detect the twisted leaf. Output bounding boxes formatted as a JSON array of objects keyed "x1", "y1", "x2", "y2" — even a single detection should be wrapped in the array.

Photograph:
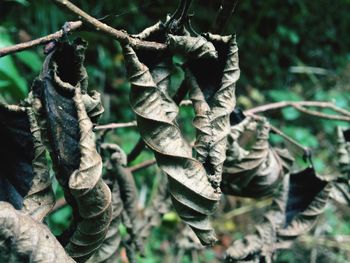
[
  {"x1": 101, "y1": 143, "x2": 141, "y2": 255},
  {"x1": 0, "y1": 103, "x2": 34, "y2": 209},
  {"x1": 86, "y1": 170, "x2": 123, "y2": 263},
  {"x1": 35, "y1": 39, "x2": 111, "y2": 262},
  {"x1": 22, "y1": 105, "x2": 55, "y2": 221},
  {"x1": 222, "y1": 118, "x2": 294, "y2": 197},
  {"x1": 0, "y1": 202, "x2": 75, "y2": 263},
  {"x1": 225, "y1": 175, "x2": 289, "y2": 263},
  {"x1": 225, "y1": 167, "x2": 330, "y2": 262},
  {"x1": 330, "y1": 127, "x2": 350, "y2": 204},
  {"x1": 170, "y1": 33, "x2": 239, "y2": 190},
  {"x1": 63, "y1": 88, "x2": 112, "y2": 262},
  {"x1": 277, "y1": 168, "x2": 330, "y2": 242},
  {"x1": 123, "y1": 43, "x2": 220, "y2": 245}
]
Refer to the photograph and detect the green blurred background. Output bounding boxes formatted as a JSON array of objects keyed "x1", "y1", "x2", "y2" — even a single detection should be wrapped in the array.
[{"x1": 1, "y1": 0, "x2": 350, "y2": 262}]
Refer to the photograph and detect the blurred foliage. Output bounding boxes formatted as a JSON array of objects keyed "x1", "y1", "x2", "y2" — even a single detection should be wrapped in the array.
[{"x1": 1, "y1": 0, "x2": 350, "y2": 262}]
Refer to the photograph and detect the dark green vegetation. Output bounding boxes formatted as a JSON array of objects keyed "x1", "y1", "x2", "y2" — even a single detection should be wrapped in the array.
[{"x1": 1, "y1": 0, "x2": 350, "y2": 262}]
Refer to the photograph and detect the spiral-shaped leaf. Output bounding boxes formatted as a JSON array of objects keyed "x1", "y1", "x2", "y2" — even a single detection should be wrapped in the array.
[
  {"x1": 222, "y1": 118, "x2": 293, "y2": 197},
  {"x1": 123, "y1": 44, "x2": 220, "y2": 245},
  {"x1": 86, "y1": 170, "x2": 123, "y2": 263},
  {"x1": 34, "y1": 39, "x2": 111, "y2": 262},
  {"x1": 63, "y1": 88, "x2": 112, "y2": 262},
  {"x1": 278, "y1": 168, "x2": 330, "y2": 238},
  {"x1": 22, "y1": 105, "x2": 55, "y2": 221},
  {"x1": 330, "y1": 127, "x2": 350, "y2": 205},
  {"x1": 170, "y1": 33, "x2": 239, "y2": 190},
  {"x1": 0, "y1": 202, "x2": 75, "y2": 263},
  {"x1": 225, "y1": 167, "x2": 330, "y2": 262}
]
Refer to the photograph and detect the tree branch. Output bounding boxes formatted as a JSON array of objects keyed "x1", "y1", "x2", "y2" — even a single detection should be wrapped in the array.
[
  {"x1": 53, "y1": 0, "x2": 167, "y2": 51},
  {"x1": 0, "y1": 21, "x2": 82, "y2": 57},
  {"x1": 94, "y1": 121, "x2": 137, "y2": 131},
  {"x1": 127, "y1": 159, "x2": 157, "y2": 173},
  {"x1": 245, "y1": 100, "x2": 350, "y2": 118}
]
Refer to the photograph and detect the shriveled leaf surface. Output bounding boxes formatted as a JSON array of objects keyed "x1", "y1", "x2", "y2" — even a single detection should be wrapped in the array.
[
  {"x1": 35, "y1": 39, "x2": 112, "y2": 262},
  {"x1": 0, "y1": 202, "x2": 75, "y2": 263},
  {"x1": 170, "y1": 33, "x2": 240, "y2": 190},
  {"x1": 86, "y1": 171, "x2": 123, "y2": 263},
  {"x1": 22, "y1": 105, "x2": 55, "y2": 221},
  {"x1": 64, "y1": 89, "x2": 112, "y2": 262},
  {"x1": 225, "y1": 175, "x2": 289, "y2": 263},
  {"x1": 330, "y1": 127, "x2": 350, "y2": 205},
  {"x1": 222, "y1": 118, "x2": 293, "y2": 197},
  {"x1": 282, "y1": 167, "x2": 328, "y2": 227},
  {"x1": 0, "y1": 103, "x2": 34, "y2": 209},
  {"x1": 123, "y1": 43, "x2": 220, "y2": 245},
  {"x1": 225, "y1": 167, "x2": 330, "y2": 262}
]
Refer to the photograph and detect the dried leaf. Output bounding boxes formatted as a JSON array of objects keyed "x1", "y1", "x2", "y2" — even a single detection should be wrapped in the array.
[
  {"x1": 63, "y1": 88, "x2": 112, "y2": 262},
  {"x1": 0, "y1": 201, "x2": 75, "y2": 263},
  {"x1": 22, "y1": 105, "x2": 55, "y2": 221},
  {"x1": 330, "y1": 127, "x2": 350, "y2": 204},
  {"x1": 167, "y1": 34, "x2": 218, "y2": 60},
  {"x1": 225, "y1": 167, "x2": 330, "y2": 262},
  {"x1": 171, "y1": 33, "x2": 239, "y2": 190},
  {"x1": 86, "y1": 171, "x2": 123, "y2": 263},
  {"x1": 222, "y1": 118, "x2": 293, "y2": 197},
  {"x1": 225, "y1": 175, "x2": 289, "y2": 263},
  {"x1": 35, "y1": 39, "x2": 111, "y2": 262},
  {"x1": 123, "y1": 44, "x2": 220, "y2": 245},
  {"x1": 0, "y1": 103, "x2": 34, "y2": 209},
  {"x1": 278, "y1": 168, "x2": 330, "y2": 238},
  {"x1": 101, "y1": 143, "x2": 141, "y2": 254}
]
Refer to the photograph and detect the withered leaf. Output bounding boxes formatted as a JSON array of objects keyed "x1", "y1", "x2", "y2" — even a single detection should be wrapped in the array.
[
  {"x1": 0, "y1": 103, "x2": 34, "y2": 209},
  {"x1": 330, "y1": 127, "x2": 350, "y2": 205},
  {"x1": 35, "y1": 39, "x2": 111, "y2": 262},
  {"x1": 225, "y1": 167, "x2": 330, "y2": 262},
  {"x1": 222, "y1": 118, "x2": 293, "y2": 198},
  {"x1": 170, "y1": 33, "x2": 240, "y2": 190},
  {"x1": 22, "y1": 105, "x2": 55, "y2": 221},
  {"x1": 0, "y1": 202, "x2": 75, "y2": 263},
  {"x1": 63, "y1": 88, "x2": 112, "y2": 262},
  {"x1": 282, "y1": 167, "x2": 328, "y2": 226},
  {"x1": 123, "y1": 43, "x2": 220, "y2": 245},
  {"x1": 86, "y1": 170, "x2": 123, "y2": 263}
]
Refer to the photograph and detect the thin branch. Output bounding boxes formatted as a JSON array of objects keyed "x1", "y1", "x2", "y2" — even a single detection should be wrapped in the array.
[
  {"x1": 246, "y1": 100, "x2": 350, "y2": 117},
  {"x1": 212, "y1": 0, "x2": 239, "y2": 34},
  {"x1": 127, "y1": 159, "x2": 157, "y2": 173},
  {"x1": 292, "y1": 104, "x2": 350, "y2": 122},
  {"x1": 94, "y1": 121, "x2": 137, "y2": 131},
  {"x1": 53, "y1": 0, "x2": 166, "y2": 51},
  {"x1": 0, "y1": 21, "x2": 82, "y2": 57}
]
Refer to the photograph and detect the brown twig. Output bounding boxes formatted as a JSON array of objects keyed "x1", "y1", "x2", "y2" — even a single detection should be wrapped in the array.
[
  {"x1": 212, "y1": 0, "x2": 239, "y2": 34},
  {"x1": 292, "y1": 104, "x2": 350, "y2": 122},
  {"x1": 0, "y1": 21, "x2": 82, "y2": 57},
  {"x1": 94, "y1": 121, "x2": 137, "y2": 131},
  {"x1": 53, "y1": 0, "x2": 167, "y2": 51},
  {"x1": 127, "y1": 159, "x2": 157, "y2": 173},
  {"x1": 245, "y1": 100, "x2": 350, "y2": 118}
]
